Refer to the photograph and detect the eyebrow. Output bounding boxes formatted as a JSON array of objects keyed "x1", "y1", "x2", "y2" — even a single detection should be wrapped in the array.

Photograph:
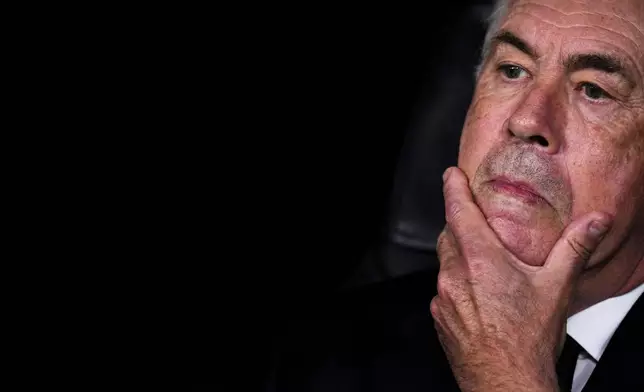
[
  {"x1": 492, "y1": 30, "x2": 537, "y2": 59},
  {"x1": 565, "y1": 53, "x2": 635, "y2": 87},
  {"x1": 492, "y1": 29, "x2": 637, "y2": 87}
]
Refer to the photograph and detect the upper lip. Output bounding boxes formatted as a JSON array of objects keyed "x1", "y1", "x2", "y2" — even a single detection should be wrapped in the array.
[{"x1": 489, "y1": 176, "x2": 547, "y2": 203}]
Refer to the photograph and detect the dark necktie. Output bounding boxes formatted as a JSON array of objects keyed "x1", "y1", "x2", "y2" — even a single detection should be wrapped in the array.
[{"x1": 556, "y1": 335, "x2": 582, "y2": 392}]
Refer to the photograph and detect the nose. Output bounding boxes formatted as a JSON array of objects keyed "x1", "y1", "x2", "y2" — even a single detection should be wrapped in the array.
[{"x1": 507, "y1": 85, "x2": 564, "y2": 154}]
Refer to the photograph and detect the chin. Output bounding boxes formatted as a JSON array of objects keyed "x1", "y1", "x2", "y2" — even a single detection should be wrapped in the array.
[
  {"x1": 486, "y1": 216, "x2": 559, "y2": 266},
  {"x1": 472, "y1": 184, "x2": 562, "y2": 266}
]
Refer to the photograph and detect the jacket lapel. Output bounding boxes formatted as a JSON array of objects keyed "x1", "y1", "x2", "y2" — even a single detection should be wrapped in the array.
[{"x1": 581, "y1": 293, "x2": 644, "y2": 392}]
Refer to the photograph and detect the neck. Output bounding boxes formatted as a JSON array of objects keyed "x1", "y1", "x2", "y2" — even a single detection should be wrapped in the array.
[{"x1": 569, "y1": 255, "x2": 644, "y2": 317}]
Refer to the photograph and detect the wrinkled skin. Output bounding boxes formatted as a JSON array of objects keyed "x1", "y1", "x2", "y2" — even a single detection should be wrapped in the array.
[
  {"x1": 433, "y1": 167, "x2": 610, "y2": 391},
  {"x1": 430, "y1": 0, "x2": 644, "y2": 391},
  {"x1": 462, "y1": 0, "x2": 644, "y2": 315}
]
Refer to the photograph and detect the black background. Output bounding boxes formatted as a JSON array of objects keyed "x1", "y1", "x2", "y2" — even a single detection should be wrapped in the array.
[{"x1": 182, "y1": 1, "x2": 493, "y2": 389}]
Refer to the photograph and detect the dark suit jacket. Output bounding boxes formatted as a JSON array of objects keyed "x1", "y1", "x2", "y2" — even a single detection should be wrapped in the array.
[{"x1": 265, "y1": 262, "x2": 644, "y2": 392}]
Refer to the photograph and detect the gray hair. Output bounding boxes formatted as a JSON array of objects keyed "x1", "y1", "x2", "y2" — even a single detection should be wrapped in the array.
[{"x1": 475, "y1": 0, "x2": 512, "y2": 79}]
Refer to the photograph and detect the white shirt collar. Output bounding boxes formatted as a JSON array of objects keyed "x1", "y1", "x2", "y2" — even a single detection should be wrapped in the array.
[{"x1": 567, "y1": 283, "x2": 644, "y2": 361}]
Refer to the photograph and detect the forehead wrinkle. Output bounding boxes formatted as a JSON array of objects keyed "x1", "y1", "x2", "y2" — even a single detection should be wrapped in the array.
[
  {"x1": 568, "y1": 24, "x2": 642, "y2": 53},
  {"x1": 501, "y1": 12, "x2": 644, "y2": 85},
  {"x1": 508, "y1": 4, "x2": 644, "y2": 53},
  {"x1": 524, "y1": 7, "x2": 644, "y2": 39},
  {"x1": 502, "y1": 12, "x2": 640, "y2": 62},
  {"x1": 570, "y1": 11, "x2": 643, "y2": 35}
]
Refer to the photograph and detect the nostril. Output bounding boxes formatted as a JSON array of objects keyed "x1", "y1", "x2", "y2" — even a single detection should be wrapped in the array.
[{"x1": 530, "y1": 135, "x2": 549, "y2": 147}]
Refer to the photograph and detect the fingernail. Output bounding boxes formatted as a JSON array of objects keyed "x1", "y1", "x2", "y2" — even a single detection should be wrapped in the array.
[
  {"x1": 589, "y1": 220, "x2": 609, "y2": 238},
  {"x1": 443, "y1": 168, "x2": 452, "y2": 182}
]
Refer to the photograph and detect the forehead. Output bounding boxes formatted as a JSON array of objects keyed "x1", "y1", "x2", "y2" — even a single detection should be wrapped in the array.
[
  {"x1": 504, "y1": 0, "x2": 644, "y2": 36},
  {"x1": 501, "y1": 0, "x2": 644, "y2": 68},
  {"x1": 509, "y1": 0, "x2": 644, "y2": 19}
]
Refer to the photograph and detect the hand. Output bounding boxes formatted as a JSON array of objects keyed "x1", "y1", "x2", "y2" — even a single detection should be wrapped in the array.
[{"x1": 430, "y1": 167, "x2": 612, "y2": 392}]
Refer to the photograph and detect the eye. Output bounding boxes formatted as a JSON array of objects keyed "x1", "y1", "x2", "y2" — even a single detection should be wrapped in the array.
[
  {"x1": 580, "y1": 82, "x2": 612, "y2": 101},
  {"x1": 498, "y1": 64, "x2": 528, "y2": 80}
]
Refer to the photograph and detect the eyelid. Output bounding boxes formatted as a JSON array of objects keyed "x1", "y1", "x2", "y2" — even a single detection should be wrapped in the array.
[
  {"x1": 497, "y1": 63, "x2": 531, "y2": 80},
  {"x1": 497, "y1": 62, "x2": 526, "y2": 71},
  {"x1": 577, "y1": 82, "x2": 615, "y2": 103},
  {"x1": 571, "y1": 71, "x2": 629, "y2": 99}
]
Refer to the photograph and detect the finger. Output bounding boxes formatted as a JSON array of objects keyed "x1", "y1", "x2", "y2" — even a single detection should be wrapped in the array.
[
  {"x1": 430, "y1": 295, "x2": 464, "y2": 345},
  {"x1": 436, "y1": 229, "x2": 478, "y2": 333},
  {"x1": 433, "y1": 321, "x2": 454, "y2": 362},
  {"x1": 429, "y1": 295, "x2": 443, "y2": 321},
  {"x1": 541, "y1": 211, "x2": 612, "y2": 289},
  {"x1": 430, "y1": 299, "x2": 453, "y2": 357},
  {"x1": 436, "y1": 226, "x2": 460, "y2": 270},
  {"x1": 436, "y1": 267, "x2": 478, "y2": 334},
  {"x1": 442, "y1": 167, "x2": 502, "y2": 258}
]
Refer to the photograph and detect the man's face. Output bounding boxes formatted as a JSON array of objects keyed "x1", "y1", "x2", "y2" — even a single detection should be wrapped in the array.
[{"x1": 459, "y1": 0, "x2": 644, "y2": 288}]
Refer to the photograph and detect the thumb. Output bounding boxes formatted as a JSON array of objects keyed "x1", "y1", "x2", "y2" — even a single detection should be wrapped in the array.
[{"x1": 543, "y1": 212, "x2": 613, "y2": 284}]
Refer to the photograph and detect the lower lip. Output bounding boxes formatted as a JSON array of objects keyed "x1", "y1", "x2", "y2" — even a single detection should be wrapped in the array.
[{"x1": 489, "y1": 180, "x2": 545, "y2": 205}]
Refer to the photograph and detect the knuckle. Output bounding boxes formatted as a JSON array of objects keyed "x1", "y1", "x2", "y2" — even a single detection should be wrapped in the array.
[
  {"x1": 438, "y1": 228, "x2": 448, "y2": 243},
  {"x1": 565, "y1": 237, "x2": 593, "y2": 261},
  {"x1": 430, "y1": 296, "x2": 441, "y2": 319},
  {"x1": 467, "y1": 255, "x2": 486, "y2": 273},
  {"x1": 436, "y1": 272, "x2": 454, "y2": 298},
  {"x1": 437, "y1": 235, "x2": 456, "y2": 261},
  {"x1": 437, "y1": 230, "x2": 448, "y2": 252}
]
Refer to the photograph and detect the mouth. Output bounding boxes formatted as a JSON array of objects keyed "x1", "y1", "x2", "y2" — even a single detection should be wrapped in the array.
[{"x1": 487, "y1": 176, "x2": 547, "y2": 206}]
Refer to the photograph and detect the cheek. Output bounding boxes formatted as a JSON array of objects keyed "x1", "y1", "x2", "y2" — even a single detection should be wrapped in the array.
[
  {"x1": 567, "y1": 128, "x2": 644, "y2": 222},
  {"x1": 566, "y1": 91, "x2": 644, "y2": 221},
  {"x1": 578, "y1": 105, "x2": 644, "y2": 151},
  {"x1": 458, "y1": 92, "x2": 514, "y2": 176},
  {"x1": 567, "y1": 151, "x2": 644, "y2": 268}
]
